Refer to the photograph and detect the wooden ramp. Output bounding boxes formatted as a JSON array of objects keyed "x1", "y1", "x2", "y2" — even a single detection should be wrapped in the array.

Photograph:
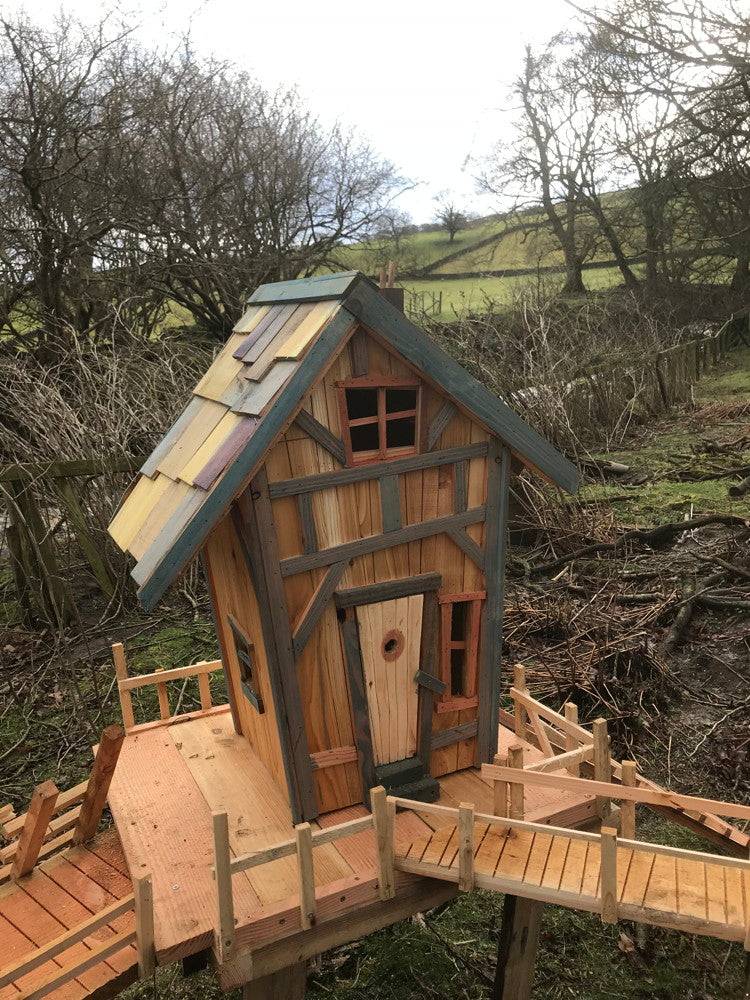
[
  {"x1": 395, "y1": 810, "x2": 750, "y2": 946},
  {"x1": 0, "y1": 829, "x2": 138, "y2": 1000}
]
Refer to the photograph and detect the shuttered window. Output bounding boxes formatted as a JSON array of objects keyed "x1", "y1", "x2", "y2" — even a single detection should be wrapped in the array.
[
  {"x1": 228, "y1": 616, "x2": 264, "y2": 714},
  {"x1": 436, "y1": 592, "x2": 484, "y2": 713}
]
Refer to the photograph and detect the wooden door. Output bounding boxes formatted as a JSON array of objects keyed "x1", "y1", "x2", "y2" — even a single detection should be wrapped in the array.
[{"x1": 355, "y1": 596, "x2": 423, "y2": 765}]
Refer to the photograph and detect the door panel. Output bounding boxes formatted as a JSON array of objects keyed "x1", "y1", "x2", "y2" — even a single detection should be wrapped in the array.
[{"x1": 355, "y1": 595, "x2": 423, "y2": 765}]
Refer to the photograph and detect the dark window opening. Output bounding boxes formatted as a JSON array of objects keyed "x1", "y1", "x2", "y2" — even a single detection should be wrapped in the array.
[
  {"x1": 437, "y1": 593, "x2": 485, "y2": 713},
  {"x1": 450, "y1": 648, "x2": 466, "y2": 697},
  {"x1": 346, "y1": 387, "x2": 378, "y2": 420},
  {"x1": 350, "y1": 422, "x2": 380, "y2": 453},
  {"x1": 451, "y1": 601, "x2": 467, "y2": 642},
  {"x1": 385, "y1": 416, "x2": 416, "y2": 450},
  {"x1": 228, "y1": 616, "x2": 264, "y2": 714},
  {"x1": 386, "y1": 387, "x2": 417, "y2": 414}
]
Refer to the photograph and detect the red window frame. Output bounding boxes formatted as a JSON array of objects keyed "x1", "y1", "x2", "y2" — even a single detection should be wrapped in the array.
[
  {"x1": 436, "y1": 591, "x2": 485, "y2": 713},
  {"x1": 337, "y1": 376, "x2": 421, "y2": 466}
]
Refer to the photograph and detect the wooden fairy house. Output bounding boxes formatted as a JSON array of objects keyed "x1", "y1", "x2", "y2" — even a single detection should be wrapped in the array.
[{"x1": 108, "y1": 271, "x2": 577, "y2": 822}]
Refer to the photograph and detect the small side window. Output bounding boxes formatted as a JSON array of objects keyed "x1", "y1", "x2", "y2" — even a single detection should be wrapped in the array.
[
  {"x1": 339, "y1": 379, "x2": 420, "y2": 465},
  {"x1": 228, "y1": 616, "x2": 264, "y2": 714},
  {"x1": 437, "y1": 593, "x2": 485, "y2": 713}
]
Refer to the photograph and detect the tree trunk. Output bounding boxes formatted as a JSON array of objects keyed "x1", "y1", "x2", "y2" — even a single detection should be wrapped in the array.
[
  {"x1": 730, "y1": 249, "x2": 750, "y2": 291},
  {"x1": 561, "y1": 253, "x2": 585, "y2": 295},
  {"x1": 586, "y1": 195, "x2": 640, "y2": 291}
]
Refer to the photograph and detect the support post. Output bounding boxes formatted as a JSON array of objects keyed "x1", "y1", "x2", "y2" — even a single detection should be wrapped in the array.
[
  {"x1": 592, "y1": 718, "x2": 611, "y2": 821},
  {"x1": 513, "y1": 664, "x2": 527, "y2": 741},
  {"x1": 155, "y1": 668, "x2": 170, "y2": 720},
  {"x1": 212, "y1": 811, "x2": 235, "y2": 960},
  {"x1": 242, "y1": 963, "x2": 308, "y2": 1000},
  {"x1": 11, "y1": 780, "x2": 58, "y2": 879},
  {"x1": 295, "y1": 822, "x2": 316, "y2": 930},
  {"x1": 72, "y1": 724, "x2": 125, "y2": 844},
  {"x1": 458, "y1": 803, "x2": 475, "y2": 892},
  {"x1": 600, "y1": 826, "x2": 618, "y2": 924},
  {"x1": 508, "y1": 744, "x2": 525, "y2": 820},
  {"x1": 492, "y1": 752, "x2": 508, "y2": 820},
  {"x1": 134, "y1": 873, "x2": 156, "y2": 978},
  {"x1": 563, "y1": 703, "x2": 579, "y2": 776},
  {"x1": 492, "y1": 895, "x2": 543, "y2": 1000},
  {"x1": 198, "y1": 671, "x2": 212, "y2": 711},
  {"x1": 112, "y1": 643, "x2": 135, "y2": 729},
  {"x1": 620, "y1": 761, "x2": 637, "y2": 840},
  {"x1": 370, "y1": 786, "x2": 395, "y2": 900}
]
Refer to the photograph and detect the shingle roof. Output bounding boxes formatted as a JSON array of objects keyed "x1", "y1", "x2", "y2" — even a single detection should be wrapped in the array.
[{"x1": 109, "y1": 271, "x2": 578, "y2": 610}]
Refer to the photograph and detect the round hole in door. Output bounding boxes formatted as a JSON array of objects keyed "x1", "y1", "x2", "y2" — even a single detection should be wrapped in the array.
[{"x1": 382, "y1": 628, "x2": 405, "y2": 662}]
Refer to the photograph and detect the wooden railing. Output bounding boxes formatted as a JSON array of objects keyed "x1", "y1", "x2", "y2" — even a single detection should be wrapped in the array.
[
  {"x1": 210, "y1": 787, "x2": 394, "y2": 962},
  {"x1": 0, "y1": 724, "x2": 124, "y2": 883},
  {"x1": 0, "y1": 873, "x2": 155, "y2": 997},
  {"x1": 113, "y1": 642, "x2": 225, "y2": 731}
]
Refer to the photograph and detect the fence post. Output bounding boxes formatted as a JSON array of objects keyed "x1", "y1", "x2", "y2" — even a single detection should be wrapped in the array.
[
  {"x1": 492, "y1": 752, "x2": 508, "y2": 820},
  {"x1": 198, "y1": 670, "x2": 212, "y2": 711},
  {"x1": 563, "y1": 703, "x2": 580, "y2": 776},
  {"x1": 295, "y1": 822, "x2": 316, "y2": 929},
  {"x1": 458, "y1": 803, "x2": 475, "y2": 892},
  {"x1": 155, "y1": 668, "x2": 170, "y2": 720},
  {"x1": 592, "y1": 719, "x2": 612, "y2": 821},
  {"x1": 212, "y1": 812, "x2": 235, "y2": 960},
  {"x1": 11, "y1": 781, "x2": 59, "y2": 879},
  {"x1": 73, "y1": 724, "x2": 125, "y2": 845},
  {"x1": 508, "y1": 744, "x2": 525, "y2": 820},
  {"x1": 513, "y1": 664, "x2": 527, "y2": 741},
  {"x1": 599, "y1": 827, "x2": 618, "y2": 924},
  {"x1": 112, "y1": 643, "x2": 135, "y2": 730},
  {"x1": 620, "y1": 761, "x2": 637, "y2": 840},
  {"x1": 134, "y1": 873, "x2": 156, "y2": 978},
  {"x1": 371, "y1": 786, "x2": 395, "y2": 900}
]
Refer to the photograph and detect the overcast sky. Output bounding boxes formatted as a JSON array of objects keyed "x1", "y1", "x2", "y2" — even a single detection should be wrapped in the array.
[{"x1": 13, "y1": 0, "x2": 575, "y2": 222}]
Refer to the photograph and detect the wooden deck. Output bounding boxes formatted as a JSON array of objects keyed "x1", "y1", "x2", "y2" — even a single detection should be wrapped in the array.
[
  {"x1": 397, "y1": 817, "x2": 750, "y2": 944},
  {"x1": 105, "y1": 707, "x2": 595, "y2": 965},
  {"x1": 0, "y1": 830, "x2": 137, "y2": 1000}
]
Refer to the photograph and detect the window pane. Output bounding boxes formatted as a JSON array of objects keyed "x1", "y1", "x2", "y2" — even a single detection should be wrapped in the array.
[
  {"x1": 350, "y1": 421, "x2": 380, "y2": 453},
  {"x1": 451, "y1": 601, "x2": 467, "y2": 641},
  {"x1": 450, "y1": 649, "x2": 466, "y2": 697},
  {"x1": 385, "y1": 387, "x2": 417, "y2": 414},
  {"x1": 385, "y1": 415, "x2": 415, "y2": 449},
  {"x1": 346, "y1": 387, "x2": 378, "y2": 419}
]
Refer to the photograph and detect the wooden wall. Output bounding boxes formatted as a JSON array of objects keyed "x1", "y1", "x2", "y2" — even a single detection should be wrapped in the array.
[
  {"x1": 203, "y1": 516, "x2": 287, "y2": 782},
  {"x1": 264, "y1": 327, "x2": 491, "y2": 815}
]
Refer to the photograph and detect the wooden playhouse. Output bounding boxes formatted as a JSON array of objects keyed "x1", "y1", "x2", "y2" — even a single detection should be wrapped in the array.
[{"x1": 108, "y1": 270, "x2": 577, "y2": 820}]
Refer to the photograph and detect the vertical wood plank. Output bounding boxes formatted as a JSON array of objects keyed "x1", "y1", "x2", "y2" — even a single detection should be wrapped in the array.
[
  {"x1": 112, "y1": 643, "x2": 135, "y2": 730},
  {"x1": 600, "y1": 827, "x2": 618, "y2": 923},
  {"x1": 454, "y1": 460, "x2": 467, "y2": 513},
  {"x1": 620, "y1": 761, "x2": 637, "y2": 841},
  {"x1": 513, "y1": 664, "x2": 527, "y2": 742},
  {"x1": 493, "y1": 895, "x2": 543, "y2": 1000},
  {"x1": 297, "y1": 493, "x2": 318, "y2": 555},
  {"x1": 295, "y1": 823, "x2": 317, "y2": 930},
  {"x1": 340, "y1": 608, "x2": 377, "y2": 795},
  {"x1": 508, "y1": 744, "x2": 525, "y2": 821},
  {"x1": 458, "y1": 802, "x2": 475, "y2": 891},
  {"x1": 10, "y1": 781, "x2": 58, "y2": 879},
  {"x1": 416, "y1": 589, "x2": 441, "y2": 770},
  {"x1": 198, "y1": 672, "x2": 212, "y2": 711},
  {"x1": 592, "y1": 718, "x2": 612, "y2": 821},
  {"x1": 134, "y1": 873, "x2": 156, "y2": 978},
  {"x1": 212, "y1": 811, "x2": 235, "y2": 958},
  {"x1": 380, "y1": 475, "x2": 402, "y2": 532},
  {"x1": 155, "y1": 669, "x2": 170, "y2": 720},
  {"x1": 563, "y1": 703, "x2": 579, "y2": 776},
  {"x1": 492, "y1": 752, "x2": 508, "y2": 820},
  {"x1": 201, "y1": 551, "x2": 243, "y2": 735},
  {"x1": 350, "y1": 326, "x2": 369, "y2": 376},
  {"x1": 72, "y1": 724, "x2": 125, "y2": 844},
  {"x1": 371, "y1": 786, "x2": 395, "y2": 900}
]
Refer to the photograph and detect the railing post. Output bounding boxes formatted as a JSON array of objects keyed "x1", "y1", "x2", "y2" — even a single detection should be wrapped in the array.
[
  {"x1": 295, "y1": 822, "x2": 316, "y2": 929},
  {"x1": 72, "y1": 724, "x2": 125, "y2": 845},
  {"x1": 599, "y1": 826, "x2": 618, "y2": 924},
  {"x1": 592, "y1": 718, "x2": 611, "y2": 821},
  {"x1": 155, "y1": 668, "x2": 170, "y2": 720},
  {"x1": 492, "y1": 752, "x2": 508, "y2": 822},
  {"x1": 212, "y1": 811, "x2": 235, "y2": 961},
  {"x1": 11, "y1": 780, "x2": 58, "y2": 879},
  {"x1": 620, "y1": 761, "x2": 637, "y2": 840},
  {"x1": 513, "y1": 664, "x2": 527, "y2": 741},
  {"x1": 133, "y1": 873, "x2": 156, "y2": 978},
  {"x1": 508, "y1": 744, "x2": 525, "y2": 820},
  {"x1": 198, "y1": 669, "x2": 212, "y2": 711},
  {"x1": 370, "y1": 786, "x2": 395, "y2": 900},
  {"x1": 563, "y1": 703, "x2": 580, "y2": 776},
  {"x1": 458, "y1": 803, "x2": 475, "y2": 892},
  {"x1": 112, "y1": 643, "x2": 135, "y2": 729}
]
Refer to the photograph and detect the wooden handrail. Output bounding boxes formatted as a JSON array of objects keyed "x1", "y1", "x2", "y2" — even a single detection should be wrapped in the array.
[
  {"x1": 481, "y1": 764, "x2": 750, "y2": 823},
  {"x1": 118, "y1": 659, "x2": 223, "y2": 692}
]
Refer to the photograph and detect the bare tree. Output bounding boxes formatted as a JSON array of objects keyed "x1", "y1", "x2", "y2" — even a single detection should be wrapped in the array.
[{"x1": 434, "y1": 193, "x2": 467, "y2": 242}]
